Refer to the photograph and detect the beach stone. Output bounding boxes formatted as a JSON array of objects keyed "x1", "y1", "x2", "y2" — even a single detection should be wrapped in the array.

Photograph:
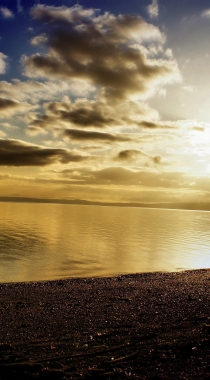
[
  {"x1": 25, "y1": 363, "x2": 44, "y2": 373},
  {"x1": 50, "y1": 361, "x2": 64, "y2": 370},
  {"x1": 15, "y1": 301, "x2": 26, "y2": 309},
  {"x1": 57, "y1": 281, "x2": 64, "y2": 286},
  {"x1": 39, "y1": 368, "x2": 65, "y2": 379},
  {"x1": 0, "y1": 362, "x2": 43, "y2": 373},
  {"x1": 65, "y1": 365, "x2": 77, "y2": 372},
  {"x1": 87, "y1": 368, "x2": 106, "y2": 378},
  {"x1": 0, "y1": 369, "x2": 37, "y2": 380},
  {"x1": 0, "y1": 343, "x2": 14, "y2": 351}
]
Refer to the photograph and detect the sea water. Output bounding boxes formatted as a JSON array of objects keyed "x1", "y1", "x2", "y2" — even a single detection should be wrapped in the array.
[{"x1": 0, "y1": 202, "x2": 210, "y2": 283}]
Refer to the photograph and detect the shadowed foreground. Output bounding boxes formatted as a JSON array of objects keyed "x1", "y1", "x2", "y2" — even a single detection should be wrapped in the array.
[{"x1": 0, "y1": 270, "x2": 210, "y2": 379}]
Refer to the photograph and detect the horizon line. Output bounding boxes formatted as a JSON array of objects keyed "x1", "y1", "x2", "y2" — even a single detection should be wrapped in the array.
[{"x1": 0, "y1": 196, "x2": 210, "y2": 212}]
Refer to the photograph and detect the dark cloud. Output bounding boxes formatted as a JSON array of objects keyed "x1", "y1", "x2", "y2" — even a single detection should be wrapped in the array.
[
  {"x1": 0, "y1": 97, "x2": 34, "y2": 117},
  {"x1": 63, "y1": 129, "x2": 130, "y2": 142},
  {"x1": 26, "y1": 98, "x2": 161, "y2": 136},
  {"x1": 0, "y1": 139, "x2": 87, "y2": 166},
  {"x1": 116, "y1": 149, "x2": 162, "y2": 165},
  {"x1": 22, "y1": 5, "x2": 180, "y2": 102},
  {"x1": 44, "y1": 100, "x2": 116, "y2": 128},
  {"x1": 27, "y1": 100, "x2": 119, "y2": 132},
  {"x1": 138, "y1": 120, "x2": 177, "y2": 129},
  {"x1": 27, "y1": 114, "x2": 56, "y2": 133},
  {"x1": 139, "y1": 120, "x2": 158, "y2": 128},
  {"x1": 117, "y1": 149, "x2": 143, "y2": 160},
  {"x1": 191, "y1": 126, "x2": 204, "y2": 132},
  {"x1": 0, "y1": 98, "x2": 20, "y2": 110},
  {"x1": 153, "y1": 155, "x2": 161, "y2": 164},
  {"x1": 58, "y1": 107, "x2": 115, "y2": 128}
]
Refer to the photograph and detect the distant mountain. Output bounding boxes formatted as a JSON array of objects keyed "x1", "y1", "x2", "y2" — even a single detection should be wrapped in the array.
[{"x1": 0, "y1": 197, "x2": 210, "y2": 212}]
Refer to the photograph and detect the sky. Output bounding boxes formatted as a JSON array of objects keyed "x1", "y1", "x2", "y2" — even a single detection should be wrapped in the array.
[{"x1": 0, "y1": 0, "x2": 210, "y2": 204}]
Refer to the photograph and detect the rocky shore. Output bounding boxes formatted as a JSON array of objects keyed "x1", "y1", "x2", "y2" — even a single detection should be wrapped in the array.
[{"x1": 0, "y1": 269, "x2": 210, "y2": 379}]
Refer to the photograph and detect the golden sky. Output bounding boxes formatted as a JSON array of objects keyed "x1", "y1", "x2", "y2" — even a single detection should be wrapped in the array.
[{"x1": 0, "y1": 0, "x2": 210, "y2": 204}]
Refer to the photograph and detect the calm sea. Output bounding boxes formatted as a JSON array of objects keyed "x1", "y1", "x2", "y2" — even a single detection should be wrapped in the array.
[{"x1": 0, "y1": 202, "x2": 210, "y2": 283}]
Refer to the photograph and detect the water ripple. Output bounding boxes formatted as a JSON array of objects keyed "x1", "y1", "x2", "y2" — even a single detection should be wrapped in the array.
[{"x1": 0, "y1": 203, "x2": 210, "y2": 282}]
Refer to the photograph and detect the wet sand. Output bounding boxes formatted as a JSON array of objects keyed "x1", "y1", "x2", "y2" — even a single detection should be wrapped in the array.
[{"x1": 0, "y1": 269, "x2": 210, "y2": 379}]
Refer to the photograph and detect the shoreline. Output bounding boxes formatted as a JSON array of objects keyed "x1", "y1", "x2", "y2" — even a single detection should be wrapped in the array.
[
  {"x1": 0, "y1": 268, "x2": 189, "y2": 286},
  {"x1": 0, "y1": 266, "x2": 195, "y2": 287},
  {"x1": 0, "y1": 269, "x2": 210, "y2": 379}
]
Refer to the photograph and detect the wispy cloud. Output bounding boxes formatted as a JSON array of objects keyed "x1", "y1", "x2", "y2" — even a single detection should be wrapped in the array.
[
  {"x1": 201, "y1": 9, "x2": 210, "y2": 18},
  {"x1": 0, "y1": 79, "x2": 94, "y2": 104},
  {"x1": 0, "y1": 7, "x2": 14, "y2": 18},
  {"x1": 147, "y1": 0, "x2": 159, "y2": 19},
  {"x1": 17, "y1": 0, "x2": 23, "y2": 13},
  {"x1": 0, "y1": 53, "x2": 8, "y2": 74}
]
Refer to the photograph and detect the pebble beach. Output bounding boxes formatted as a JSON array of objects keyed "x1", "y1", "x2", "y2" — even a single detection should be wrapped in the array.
[{"x1": 0, "y1": 269, "x2": 210, "y2": 379}]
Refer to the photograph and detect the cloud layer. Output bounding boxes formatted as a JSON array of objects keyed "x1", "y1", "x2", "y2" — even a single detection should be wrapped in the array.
[
  {"x1": 0, "y1": 3, "x2": 208, "y2": 204},
  {"x1": 26, "y1": 97, "x2": 160, "y2": 136},
  {"x1": 22, "y1": 5, "x2": 180, "y2": 102}
]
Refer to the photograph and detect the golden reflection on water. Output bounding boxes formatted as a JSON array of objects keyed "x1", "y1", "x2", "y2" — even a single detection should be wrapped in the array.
[{"x1": 0, "y1": 202, "x2": 210, "y2": 282}]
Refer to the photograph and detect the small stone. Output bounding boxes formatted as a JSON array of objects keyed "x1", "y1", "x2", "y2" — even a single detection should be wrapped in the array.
[
  {"x1": 0, "y1": 344, "x2": 14, "y2": 351},
  {"x1": 39, "y1": 368, "x2": 65, "y2": 379}
]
